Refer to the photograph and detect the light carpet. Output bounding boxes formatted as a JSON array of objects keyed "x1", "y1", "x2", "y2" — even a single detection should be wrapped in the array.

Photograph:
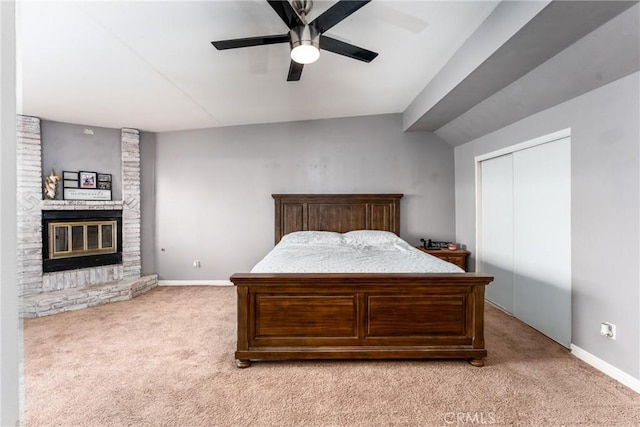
[{"x1": 24, "y1": 286, "x2": 640, "y2": 426}]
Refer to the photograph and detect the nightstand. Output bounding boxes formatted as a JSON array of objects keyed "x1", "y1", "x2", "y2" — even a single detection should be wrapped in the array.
[{"x1": 416, "y1": 247, "x2": 470, "y2": 271}]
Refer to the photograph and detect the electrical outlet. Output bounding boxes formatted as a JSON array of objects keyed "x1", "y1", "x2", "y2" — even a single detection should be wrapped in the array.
[
  {"x1": 193, "y1": 260, "x2": 200, "y2": 268},
  {"x1": 600, "y1": 322, "x2": 616, "y2": 340}
]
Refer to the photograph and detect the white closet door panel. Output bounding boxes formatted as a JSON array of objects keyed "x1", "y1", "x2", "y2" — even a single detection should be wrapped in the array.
[
  {"x1": 480, "y1": 154, "x2": 514, "y2": 313},
  {"x1": 513, "y1": 137, "x2": 571, "y2": 347}
]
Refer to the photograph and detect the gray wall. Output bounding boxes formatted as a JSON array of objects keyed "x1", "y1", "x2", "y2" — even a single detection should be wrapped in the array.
[
  {"x1": 154, "y1": 113, "x2": 456, "y2": 280},
  {"x1": 454, "y1": 72, "x2": 640, "y2": 379},
  {"x1": 41, "y1": 120, "x2": 122, "y2": 200},
  {"x1": 140, "y1": 131, "x2": 157, "y2": 275}
]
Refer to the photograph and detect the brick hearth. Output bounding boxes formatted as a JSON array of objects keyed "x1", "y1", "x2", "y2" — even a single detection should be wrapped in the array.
[
  {"x1": 17, "y1": 115, "x2": 157, "y2": 318},
  {"x1": 22, "y1": 275, "x2": 157, "y2": 318}
]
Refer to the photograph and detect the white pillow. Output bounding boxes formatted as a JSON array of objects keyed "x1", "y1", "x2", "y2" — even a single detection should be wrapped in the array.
[
  {"x1": 343, "y1": 230, "x2": 402, "y2": 246},
  {"x1": 280, "y1": 231, "x2": 345, "y2": 245}
]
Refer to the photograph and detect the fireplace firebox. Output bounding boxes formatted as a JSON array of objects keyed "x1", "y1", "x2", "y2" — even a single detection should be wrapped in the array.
[{"x1": 42, "y1": 210, "x2": 123, "y2": 272}]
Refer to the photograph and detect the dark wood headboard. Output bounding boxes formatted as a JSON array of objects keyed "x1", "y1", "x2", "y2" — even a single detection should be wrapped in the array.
[{"x1": 273, "y1": 194, "x2": 403, "y2": 243}]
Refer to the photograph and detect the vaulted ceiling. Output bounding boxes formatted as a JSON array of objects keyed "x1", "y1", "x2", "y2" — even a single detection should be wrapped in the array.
[
  {"x1": 17, "y1": 1, "x2": 639, "y2": 144},
  {"x1": 18, "y1": 1, "x2": 498, "y2": 132}
]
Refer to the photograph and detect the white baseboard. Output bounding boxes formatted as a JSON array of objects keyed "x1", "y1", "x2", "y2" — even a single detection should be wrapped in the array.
[
  {"x1": 157, "y1": 280, "x2": 232, "y2": 287},
  {"x1": 570, "y1": 344, "x2": 640, "y2": 393}
]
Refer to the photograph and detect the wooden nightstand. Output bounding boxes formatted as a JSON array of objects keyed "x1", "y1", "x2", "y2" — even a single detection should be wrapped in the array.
[{"x1": 416, "y1": 247, "x2": 470, "y2": 271}]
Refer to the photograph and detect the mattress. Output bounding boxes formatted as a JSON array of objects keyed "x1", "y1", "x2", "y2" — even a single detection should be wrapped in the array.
[{"x1": 251, "y1": 230, "x2": 464, "y2": 274}]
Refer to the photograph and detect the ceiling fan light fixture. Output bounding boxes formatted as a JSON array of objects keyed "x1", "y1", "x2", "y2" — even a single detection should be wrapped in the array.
[
  {"x1": 211, "y1": 0, "x2": 378, "y2": 81},
  {"x1": 290, "y1": 25, "x2": 320, "y2": 64},
  {"x1": 291, "y1": 44, "x2": 320, "y2": 64}
]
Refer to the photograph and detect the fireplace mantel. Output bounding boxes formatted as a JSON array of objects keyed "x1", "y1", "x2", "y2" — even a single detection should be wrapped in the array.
[{"x1": 41, "y1": 200, "x2": 124, "y2": 211}]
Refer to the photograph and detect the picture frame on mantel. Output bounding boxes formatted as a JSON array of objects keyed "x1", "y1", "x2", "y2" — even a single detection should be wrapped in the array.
[
  {"x1": 97, "y1": 173, "x2": 112, "y2": 190},
  {"x1": 62, "y1": 171, "x2": 79, "y2": 188},
  {"x1": 63, "y1": 187, "x2": 112, "y2": 201},
  {"x1": 63, "y1": 170, "x2": 112, "y2": 201},
  {"x1": 79, "y1": 171, "x2": 97, "y2": 189}
]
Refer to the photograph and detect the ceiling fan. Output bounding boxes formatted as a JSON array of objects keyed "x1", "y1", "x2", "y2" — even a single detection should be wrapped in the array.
[{"x1": 212, "y1": 0, "x2": 378, "y2": 81}]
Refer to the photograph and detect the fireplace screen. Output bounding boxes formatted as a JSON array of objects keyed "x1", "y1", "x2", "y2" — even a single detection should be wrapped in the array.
[
  {"x1": 42, "y1": 209, "x2": 123, "y2": 273},
  {"x1": 49, "y1": 220, "x2": 117, "y2": 259}
]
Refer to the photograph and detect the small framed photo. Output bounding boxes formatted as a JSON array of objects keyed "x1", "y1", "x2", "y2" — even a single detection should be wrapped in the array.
[
  {"x1": 63, "y1": 180, "x2": 78, "y2": 188},
  {"x1": 97, "y1": 181, "x2": 112, "y2": 190},
  {"x1": 63, "y1": 171, "x2": 78, "y2": 180},
  {"x1": 97, "y1": 173, "x2": 112, "y2": 183},
  {"x1": 79, "y1": 171, "x2": 97, "y2": 189}
]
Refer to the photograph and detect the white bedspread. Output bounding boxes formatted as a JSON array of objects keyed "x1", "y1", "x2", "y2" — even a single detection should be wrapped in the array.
[{"x1": 251, "y1": 230, "x2": 464, "y2": 274}]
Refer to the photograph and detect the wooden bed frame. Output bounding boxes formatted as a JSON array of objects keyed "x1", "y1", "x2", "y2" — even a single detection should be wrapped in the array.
[{"x1": 230, "y1": 194, "x2": 493, "y2": 368}]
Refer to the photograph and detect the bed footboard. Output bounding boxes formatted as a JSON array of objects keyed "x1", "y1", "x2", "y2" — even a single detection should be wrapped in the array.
[{"x1": 230, "y1": 273, "x2": 493, "y2": 368}]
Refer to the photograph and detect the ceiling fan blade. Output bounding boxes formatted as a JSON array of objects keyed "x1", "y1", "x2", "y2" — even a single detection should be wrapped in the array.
[
  {"x1": 267, "y1": 0, "x2": 303, "y2": 29},
  {"x1": 212, "y1": 34, "x2": 289, "y2": 50},
  {"x1": 287, "y1": 60, "x2": 304, "y2": 81},
  {"x1": 319, "y1": 35, "x2": 378, "y2": 63},
  {"x1": 311, "y1": 0, "x2": 371, "y2": 34}
]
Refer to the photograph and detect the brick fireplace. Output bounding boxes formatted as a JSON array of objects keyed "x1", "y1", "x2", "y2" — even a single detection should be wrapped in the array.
[{"x1": 17, "y1": 115, "x2": 157, "y2": 318}]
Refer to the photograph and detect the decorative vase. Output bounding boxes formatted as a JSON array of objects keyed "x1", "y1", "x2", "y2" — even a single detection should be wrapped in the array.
[{"x1": 44, "y1": 169, "x2": 61, "y2": 200}]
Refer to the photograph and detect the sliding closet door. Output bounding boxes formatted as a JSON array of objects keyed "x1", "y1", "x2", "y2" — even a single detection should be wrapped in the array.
[
  {"x1": 512, "y1": 137, "x2": 571, "y2": 347},
  {"x1": 479, "y1": 155, "x2": 514, "y2": 313},
  {"x1": 479, "y1": 135, "x2": 571, "y2": 348}
]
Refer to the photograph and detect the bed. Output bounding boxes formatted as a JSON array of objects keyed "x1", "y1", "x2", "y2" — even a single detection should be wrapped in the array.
[{"x1": 230, "y1": 194, "x2": 493, "y2": 368}]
